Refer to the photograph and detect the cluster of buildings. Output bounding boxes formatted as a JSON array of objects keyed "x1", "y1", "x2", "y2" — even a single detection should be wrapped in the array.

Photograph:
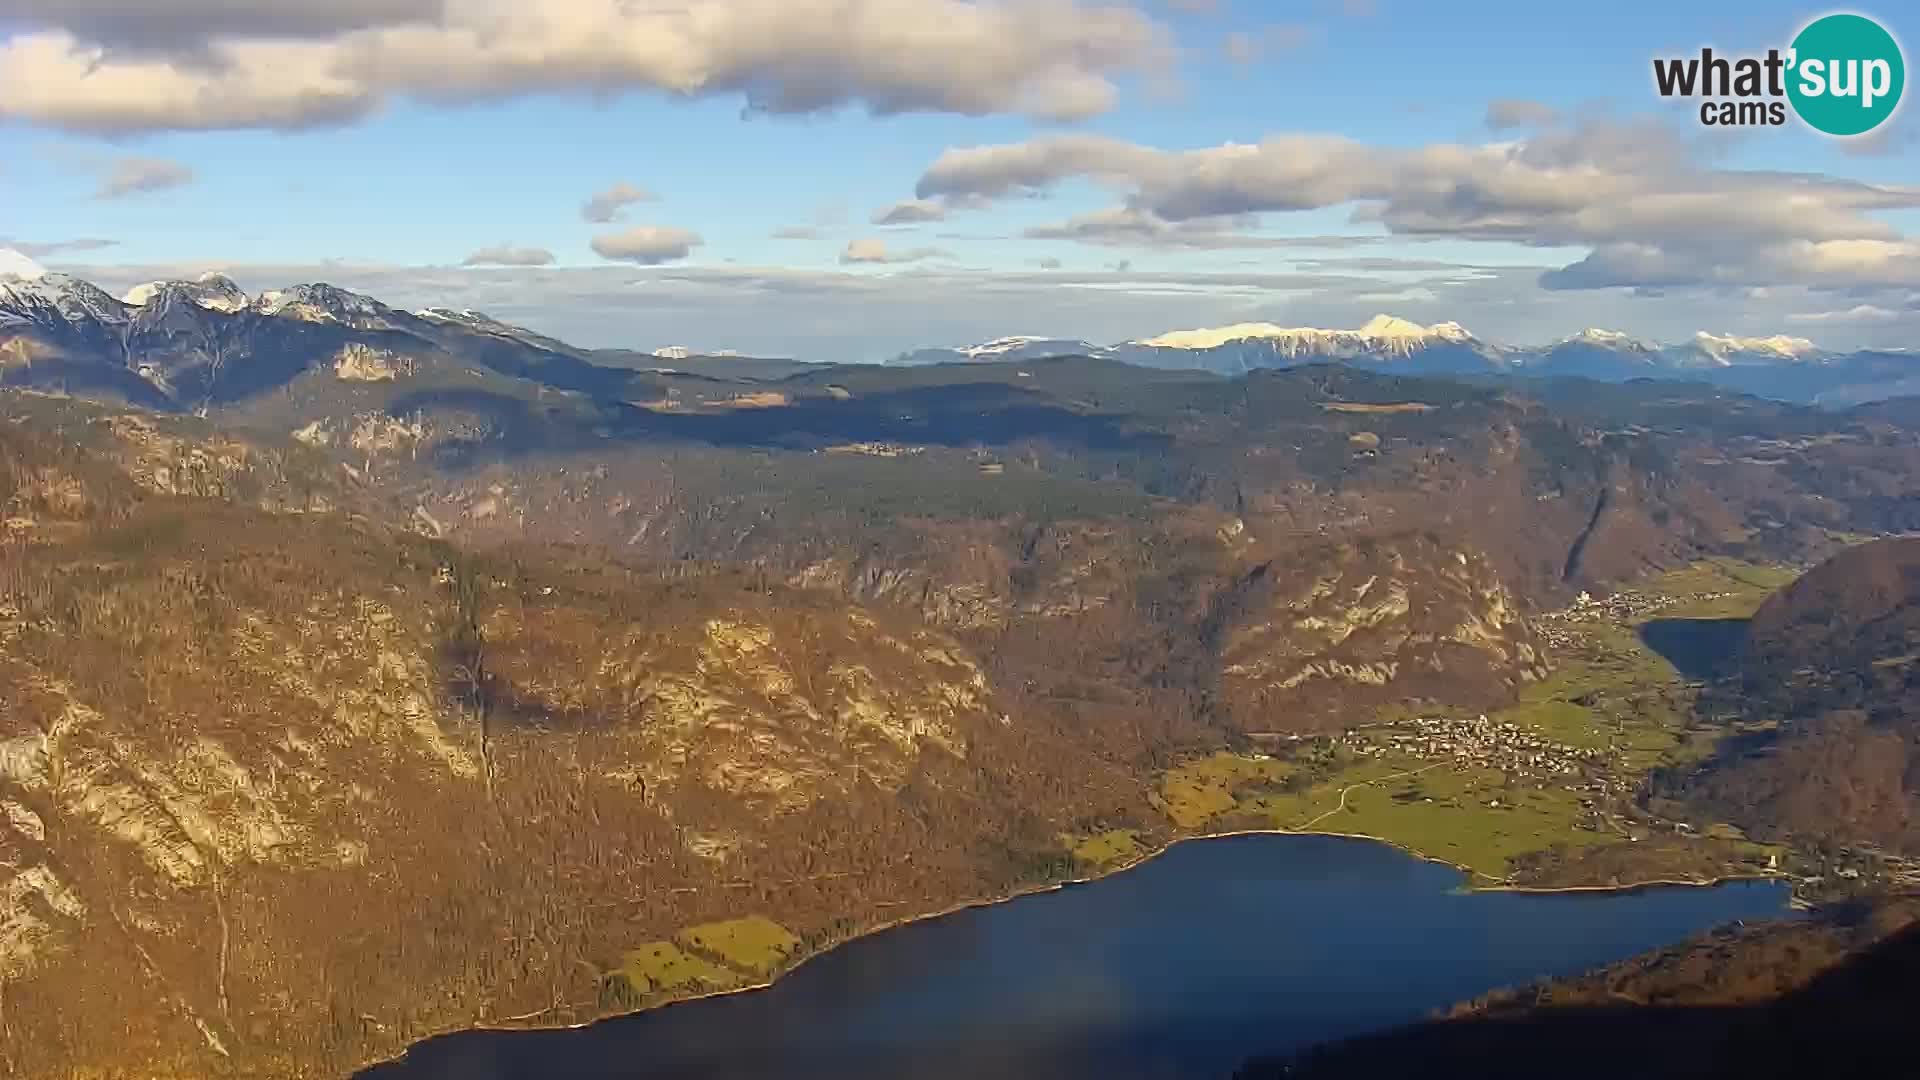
[
  {"x1": 1535, "y1": 588, "x2": 1718, "y2": 649},
  {"x1": 1347, "y1": 713, "x2": 1604, "y2": 780}
]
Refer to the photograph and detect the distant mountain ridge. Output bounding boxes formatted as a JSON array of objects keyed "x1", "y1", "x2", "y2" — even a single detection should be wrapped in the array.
[
  {"x1": 2, "y1": 259, "x2": 1913, "y2": 408},
  {"x1": 899, "y1": 317, "x2": 1915, "y2": 405}
]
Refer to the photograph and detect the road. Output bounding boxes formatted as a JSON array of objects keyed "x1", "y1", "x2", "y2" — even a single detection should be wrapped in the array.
[{"x1": 1295, "y1": 761, "x2": 1446, "y2": 832}]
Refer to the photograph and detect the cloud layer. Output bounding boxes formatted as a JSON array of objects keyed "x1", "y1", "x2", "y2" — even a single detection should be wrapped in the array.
[
  {"x1": 914, "y1": 121, "x2": 1920, "y2": 292},
  {"x1": 462, "y1": 244, "x2": 556, "y2": 267},
  {"x1": 0, "y1": 0, "x2": 1168, "y2": 133}
]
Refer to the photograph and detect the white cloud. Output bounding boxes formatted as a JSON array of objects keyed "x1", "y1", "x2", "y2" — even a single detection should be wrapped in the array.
[
  {"x1": 0, "y1": 0, "x2": 1169, "y2": 133},
  {"x1": 0, "y1": 235, "x2": 118, "y2": 256},
  {"x1": 771, "y1": 225, "x2": 820, "y2": 240},
  {"x1": 591, "y1": 226, "x2": 703, "y2": 265},
  {"x1": 840, "y1": 238, "x2": 950, "y2": 264},
  {"x1": 582, "y1": 182, "x2": 656, "y2": 224},
  {"x1": 462, "y1": 244, "x2": 556, "y2": 267},
  {"x1": 95, "y1": 155, "x2": 195, "y2": 198},
  {"x1": 912, "y1": 121, "x2": 1920, "y2": 292},
  {"x1": 872, "y1": 199, "x2": 948, "y2": 225}
]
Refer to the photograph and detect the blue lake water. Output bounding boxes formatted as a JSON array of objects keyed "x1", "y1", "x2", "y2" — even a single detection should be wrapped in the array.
[{"x1": 362, "y1": 833, "x2": 1792, "y2": 1080}]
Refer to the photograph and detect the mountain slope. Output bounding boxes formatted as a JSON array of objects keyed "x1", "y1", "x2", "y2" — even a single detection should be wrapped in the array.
[
  {"x1": 1673, "y1": 538, "x2": 1920, "y2": 853},
  {"x1": 1250, "y1": 897, "x2": 1920, "y2": 1080}
]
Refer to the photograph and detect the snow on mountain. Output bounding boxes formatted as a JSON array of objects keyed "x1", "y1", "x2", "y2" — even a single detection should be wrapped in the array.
[
  {"x1": 0, "y1": 272, "x2": 129, "y2": 328},
  {"x1": 254, "y1": 283, "x2": 397, "y2": 329},
  {"x1": 652, "y1": 346, "x2": 745, "y2": 359},
  {"x1": 1563, "y1": 328, "x2": 1654, "y2": 349},
  {"x1": 1132, "y1": 315, "x2": 1480, "y2": 360},
  {"x1": 1526, "y1": 327, "x2": 1663, "y2": 377},
  {"x1": 123, "y1": 272, "x2": 250, "y2": 314},
  {"x1": 893, "y1": 336, "x2": 1103, "y2": 366},
  {"x1": 1688, "y1": 331, "x2": 1822, "y2": 365}
]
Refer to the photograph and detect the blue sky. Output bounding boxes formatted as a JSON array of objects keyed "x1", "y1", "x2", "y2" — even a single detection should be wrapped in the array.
[{"x1": 2, "y1": 1, "x2": 1916, "y2": 361}]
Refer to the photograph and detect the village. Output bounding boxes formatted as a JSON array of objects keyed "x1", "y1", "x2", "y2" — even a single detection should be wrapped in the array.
[
  {"x1": 1531, "y1": 588, "x2": 1702, "y2": 649},
  {"x1": 1343, "y1": 712, "x2": 1607, "y2": 782}
]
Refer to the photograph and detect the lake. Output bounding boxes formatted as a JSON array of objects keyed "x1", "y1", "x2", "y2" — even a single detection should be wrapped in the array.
[{"x1": 362, "y1": 834, "x2": 1792, "y2": 1080}]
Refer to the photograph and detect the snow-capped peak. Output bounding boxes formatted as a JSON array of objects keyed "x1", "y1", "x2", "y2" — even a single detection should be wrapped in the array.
[
  {"x1": 1554, "y1": 327, "x2": 1658, "y2": 353},
  {"x1": 961, "y1": 335, "x2": 1097, "y2": 359},
  {"x1": 253, "y1": 283, "x2": 394, "y2": 328},
  {"x1": 1136, "y1": 315, "x2": 1476, "y2": 355},
  {"x1": 0, "y1": 271, "x2": 128, "y2": 326},
  {"x1": 1356, "y1": 314, "x2": 1473, "y2": 342},
  {"x1": 1692, "y1": 331, "x2": 1820, "y2": 362},
  {"x1": 123, "y1": 272, "x2": 249, "y2": 313},
  {"x1": 0, "y1": 249, "x2": 47, "y2": 282}
]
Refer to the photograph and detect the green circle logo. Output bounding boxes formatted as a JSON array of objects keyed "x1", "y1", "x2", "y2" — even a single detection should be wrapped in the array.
[{"x1": 1787, "y1": 13, "x2": 1905, "y2": 136}]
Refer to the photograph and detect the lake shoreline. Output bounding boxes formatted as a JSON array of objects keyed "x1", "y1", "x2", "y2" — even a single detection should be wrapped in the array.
[{"x1": 356, "y1": 825, "x2": 1791, "y2": 1075}]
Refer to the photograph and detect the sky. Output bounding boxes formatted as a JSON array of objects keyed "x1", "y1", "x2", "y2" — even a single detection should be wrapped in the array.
[{"x1": 2, "y1": 0, "x2": 1917, "y2": 363}]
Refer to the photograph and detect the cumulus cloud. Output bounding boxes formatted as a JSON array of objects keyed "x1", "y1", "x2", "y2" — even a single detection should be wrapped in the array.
[
  {"x1": 1485, "y1": 98, "x2": 1559, "y2": 130},
  {"x1": 840, "y1": 238, "x2": 950, "y2": 264},
  {"x1": 911, "y1": 121, "x2": 1920, "y2": 292},
  {"x1": 581, "y1": 181, "x2": 656, "y2": 224},
  {"x1": 0, "y1": 0, "x2": 1168, "y2": 134},
  {"x1": 462, "y1": 244, "x2": 555, "y2": 267},
  {"x1": 771, "y1": 225, "x2": 819, "y2": 240},
  {"x1": 872, "y1": 199, "x2": 948, "y2": 225},
  {"x1": 591, "y1": 226, "x2": 703, "y2": 265},
  {"x1": 95, "y1": 156, "x2": 194, "y2": 198}
]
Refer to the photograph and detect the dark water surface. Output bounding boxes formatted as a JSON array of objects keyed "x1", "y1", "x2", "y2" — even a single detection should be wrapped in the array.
[
  {"x1": 362, "y1": 834, "x2": 1791, "y2": 1080},
  {"x1": 1638, "y1": 618, "x2": 1750, "y2": 680}
]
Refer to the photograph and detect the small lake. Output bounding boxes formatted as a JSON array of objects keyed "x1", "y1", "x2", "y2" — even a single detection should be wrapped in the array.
[
  {"x1": 362, "y1": 834, "x2": 1791, "y2": 1080},
  {"x1": 1638, "y1": 617, "x2": 1750, "y2": 680}
]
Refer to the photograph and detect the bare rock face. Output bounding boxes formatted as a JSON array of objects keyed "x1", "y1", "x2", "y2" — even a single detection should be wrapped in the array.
[
  {"x1": 1216, "y1": 532, "x2": 1546, "y2": 731},
  {"x1": 477, "y1": 582, "x2": 997, "y2": 807},
  {"x1": 333, "y1": 343, "x2": 412, "y2": 383}
]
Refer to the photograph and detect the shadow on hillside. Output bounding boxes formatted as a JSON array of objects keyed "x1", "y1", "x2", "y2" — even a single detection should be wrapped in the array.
[
  {"x1": 1243, "y1": 922, "x2": 1920, "y2": 1080},
  {"x1": 1638, "y1": 618, "x2": 1750, "y2": 680},
  {"x1": 385, "y1": 383, "x2": 1171, "y2": 467}
]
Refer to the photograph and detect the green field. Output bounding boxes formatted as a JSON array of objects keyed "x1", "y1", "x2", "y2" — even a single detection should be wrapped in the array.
[
  {"x1": 1649, "y1": 558, "x2": 1799, "y2": 619},
  {"x1": 1153, "y1": 559, "x2": 1804, "y2": 885},
  {"x1": 1158, "y1": 751, "x2": 1292, "y2": 828},
  {"x1": 675, "y1": 916, "x2": 803, "y2": 976},
  {"x1": 616, "y1": 942, "x2": 741, "y2": 995},
  {"x1": 1065, "y1": 829, "x2": 1147, "y2": 869}
]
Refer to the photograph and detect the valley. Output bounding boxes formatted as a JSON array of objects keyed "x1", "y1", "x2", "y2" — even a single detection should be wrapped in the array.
[{"x1": 1, "y1": 270, "x2": 1917, "y2": 1079}]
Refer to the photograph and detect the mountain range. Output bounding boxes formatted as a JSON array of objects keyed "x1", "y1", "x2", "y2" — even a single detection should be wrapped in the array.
[
  {"x1": 9, "y1": 250, "x2": 1920, "y2": 1079},
  {"x1": 902, "y1": 317, "x2": 1918, "y2": 406},
  {"x1": 2, "y1": 259, "x2": 1915, "y2": 409}
]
